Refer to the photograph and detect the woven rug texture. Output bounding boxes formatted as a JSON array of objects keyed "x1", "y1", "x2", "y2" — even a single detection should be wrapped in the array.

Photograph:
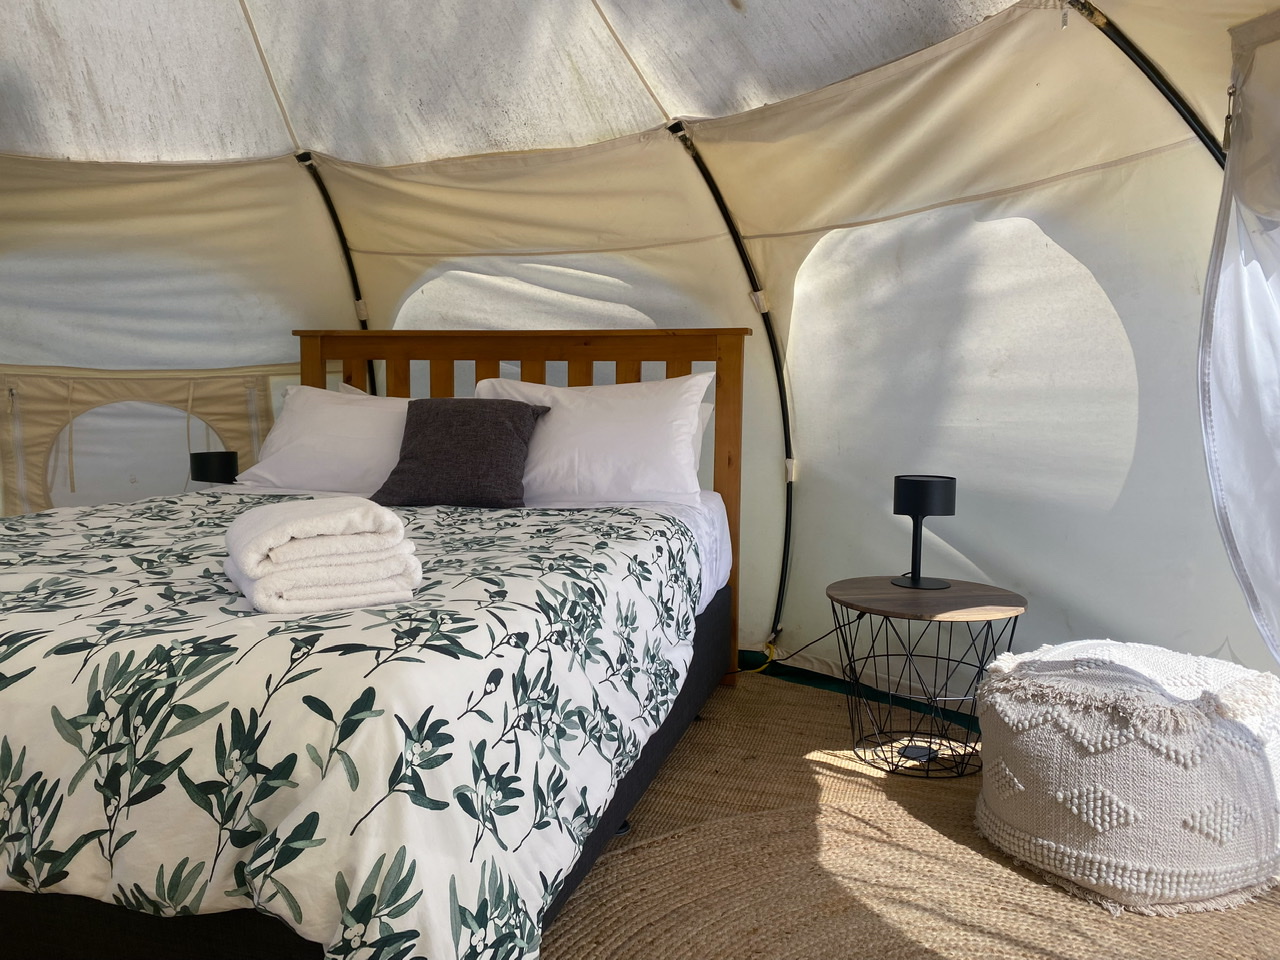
[{"x1": 541, "y1": 671, "x2": 1280, "y2": 960}]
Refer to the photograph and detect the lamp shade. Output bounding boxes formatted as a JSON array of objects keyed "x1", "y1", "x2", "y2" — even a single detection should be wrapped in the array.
[
  {"x1": 893, "y1": 475, "x2": 956, "y2": 518},
  {"x1": 190, "y1": 451, "x2": 239, "y2": 484}
]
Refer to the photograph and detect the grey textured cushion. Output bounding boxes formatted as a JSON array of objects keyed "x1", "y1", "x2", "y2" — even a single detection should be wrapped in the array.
[{"x1": 371, "y1": 398, "x2": 549, "y2": 508}]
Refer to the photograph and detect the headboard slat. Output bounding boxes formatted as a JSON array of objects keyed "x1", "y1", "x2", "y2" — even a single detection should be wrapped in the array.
[
  {"x1": 386, "y1": 358, "x2": 411, "y2": 398},
  {"x1": 343, "y1": 360, "x2": 367, "y2": 392},
  {"x1": 567, "y1": 359, "x2": 592, "y2": 387},
  {"x1": 616, "y1": 360, "x2": 642, "y2": 384},
  {"x1": 475, "y1": 359, "x2": 501, "y2": 384},
  {"x1": 521, "y1": 360, "x2": 546, "y2": 384},
  {"x1": 429, "y1": 359, "x2": 455, "y2": 398}
]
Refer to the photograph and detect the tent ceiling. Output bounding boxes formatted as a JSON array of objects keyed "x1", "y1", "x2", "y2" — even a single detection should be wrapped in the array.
[
  {"x1": 1, "y1": 0, "x2": 290, "y2": 161},
  {"x1": 4, "y1": 1, "x2": 1272, "y2": 167},
  {"x1": 1, "y1": 0, "x2": 1060, "y2": 165}
]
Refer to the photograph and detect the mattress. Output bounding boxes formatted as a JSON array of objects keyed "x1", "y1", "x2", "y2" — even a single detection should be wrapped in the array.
[{"x1": 0, "y1": 489, "x2": 708, "y2": 959}]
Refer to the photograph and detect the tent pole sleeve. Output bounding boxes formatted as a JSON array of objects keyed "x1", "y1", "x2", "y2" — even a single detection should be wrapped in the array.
[
  {"x1": 668, "y1": 120, "x2": 795, "y2": 647},
  {"x1": 295, "y1": 152, "x2": 378, "y2": 392},
  {"x1": 1066, "y1": 1, "x2": 1226, "y2": 168}
]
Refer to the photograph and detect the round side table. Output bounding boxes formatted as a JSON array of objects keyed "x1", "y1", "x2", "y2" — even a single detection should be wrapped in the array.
[{"x1": 826, "y1": 577, "x2": 1026, "y2": 777}]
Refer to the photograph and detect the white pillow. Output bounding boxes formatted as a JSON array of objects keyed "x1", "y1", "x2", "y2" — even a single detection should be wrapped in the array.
[
  {"x1": 236, "y1": 385, "x2": 408, "y2": 495},
  {"x1": 473, "y1": 373, "x2": 715, "y2": 506}
]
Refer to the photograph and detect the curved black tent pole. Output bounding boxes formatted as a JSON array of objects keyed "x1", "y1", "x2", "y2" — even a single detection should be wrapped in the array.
[
  {"x1": 1067, "y1": 1, "x2": 1226, "y2": 168},
  {"x1": 668, "y1": 120, "x2": 795, "y2": 647},
  {"x1": 295, "y1": 152, "x2": 377, "y2": 391}
]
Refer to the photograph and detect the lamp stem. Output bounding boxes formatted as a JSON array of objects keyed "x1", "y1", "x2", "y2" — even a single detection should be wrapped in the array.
[{"x1": 909, "y1": 515, "x2": 924, "y2": 583}]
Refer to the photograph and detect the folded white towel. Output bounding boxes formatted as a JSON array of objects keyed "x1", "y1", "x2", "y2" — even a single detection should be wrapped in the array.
[
  {"x1": 226, "y1": 497, "x2": 407, "y2": 580},
  {"x1": 225, "y1": 551, "x2": 424, "y2": 614},
  {"x1": 266, "y1": 533, "x2": 411, "y2": 571}
]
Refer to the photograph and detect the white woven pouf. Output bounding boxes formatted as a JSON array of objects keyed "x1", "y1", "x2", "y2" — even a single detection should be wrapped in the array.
[{"x1": 975, "y1": 639, "x2": 1280, "y2": 914}]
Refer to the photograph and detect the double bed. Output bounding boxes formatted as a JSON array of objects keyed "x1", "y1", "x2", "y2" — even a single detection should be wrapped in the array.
[{"x1": 0, "y1": 327, "x2": 749, "y2": 959}]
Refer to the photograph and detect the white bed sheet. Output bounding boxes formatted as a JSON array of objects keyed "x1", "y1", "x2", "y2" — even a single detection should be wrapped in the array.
[{"x1": 216, "y1": 484, "x2": 732, "y2": 614}]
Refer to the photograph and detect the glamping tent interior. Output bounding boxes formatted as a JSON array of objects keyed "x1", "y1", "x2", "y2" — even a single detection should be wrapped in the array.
[{"x1": 3, "y1": 0, "x2": 1280, "y2": 957}]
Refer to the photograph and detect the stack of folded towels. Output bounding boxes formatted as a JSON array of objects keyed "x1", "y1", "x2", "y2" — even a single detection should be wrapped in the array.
[{"x1": 224, "y1": 497, "x2": 423, "y2": 614}]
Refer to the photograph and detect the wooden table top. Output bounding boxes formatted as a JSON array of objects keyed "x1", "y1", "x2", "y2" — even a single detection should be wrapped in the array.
[{"x1": 826, "y1": 576, "x2": 1027, "y2": 622}]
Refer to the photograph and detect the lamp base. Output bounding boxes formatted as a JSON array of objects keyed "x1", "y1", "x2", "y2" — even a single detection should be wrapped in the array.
[{"x1": 891, "y1": 575, "x2": 952, "y2": 590}]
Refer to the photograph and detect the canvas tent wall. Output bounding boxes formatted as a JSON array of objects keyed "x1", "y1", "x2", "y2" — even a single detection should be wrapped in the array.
[{"x1": 2, "y1": 0, "x2": 1277, "y2": 679}]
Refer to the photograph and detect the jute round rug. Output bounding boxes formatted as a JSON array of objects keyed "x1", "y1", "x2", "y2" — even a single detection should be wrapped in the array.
[{"x1": 542, "y1": 673, "x2": 1280, "y2": 960}]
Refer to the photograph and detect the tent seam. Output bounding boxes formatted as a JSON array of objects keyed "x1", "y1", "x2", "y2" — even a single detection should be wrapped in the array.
[
  {"x1": 590, "y1": 0, "x2": 671, "y2": 121},
  {"x1": 238, "y1": 0, "x2": 301, "y2": 152},
  {"x1": 739, "y1": 137, "x2": 1199, "y2": 241},
  {"x1": 1231, "y1": 8, "x2": 1280, "y2": 54},
  {"x1": 0, "y1": 363, "x2": 301, "y2": 380},
  {"x1": 322, "y1": 127, "x2": 675, "y2": 175},
  {"x1": 344, "y1": 232, "x2": 730, "y2": 259}
]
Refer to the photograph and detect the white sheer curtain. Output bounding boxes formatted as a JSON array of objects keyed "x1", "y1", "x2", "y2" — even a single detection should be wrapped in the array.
[{"x1": 1201, "y1": 10, "x2": 1280, "y2": 663}]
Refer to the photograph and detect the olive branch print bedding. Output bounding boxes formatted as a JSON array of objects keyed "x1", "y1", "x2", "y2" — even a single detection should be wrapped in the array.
[{"x1": 0, "y1": 491, "x2": 701, "y2": 959}]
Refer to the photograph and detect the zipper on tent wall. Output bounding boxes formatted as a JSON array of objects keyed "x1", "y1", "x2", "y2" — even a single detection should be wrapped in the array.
[
  {"x1": 1223, "y1": 84, "x2": 1237, "y2": 152},
  {"x1": 295, "y1": 152, "x2": 378, "y2": 392},
  {"x1": 1065, "y1": 1, "x2": 1226, "y2": 168},
  {"x1": 668, "y1": 120, "x2": 795, "y2": 648}
]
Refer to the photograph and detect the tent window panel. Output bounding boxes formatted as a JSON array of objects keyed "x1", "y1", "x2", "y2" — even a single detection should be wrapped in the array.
[
  {"x1": 47, "y1": 401, "x2": 226, "y2": 508},
  {"x1": 392, "y1": 255, "x2": 715, "y2": 334}
]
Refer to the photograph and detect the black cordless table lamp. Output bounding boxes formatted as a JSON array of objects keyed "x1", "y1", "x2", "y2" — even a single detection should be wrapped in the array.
[
  {"x1": 190, "y1": 451, "x2": 239, "y2": 485},
  {"x1": 891, "y1": 474, "x2": 956, "y2": 590}
]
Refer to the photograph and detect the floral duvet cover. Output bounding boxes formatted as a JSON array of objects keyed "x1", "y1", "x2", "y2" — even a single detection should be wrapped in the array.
[{"x1": 0, "y1": 491, "x2": 702, "y2": 959}]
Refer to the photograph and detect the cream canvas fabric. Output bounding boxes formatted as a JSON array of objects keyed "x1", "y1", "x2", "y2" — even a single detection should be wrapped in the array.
[{"x1": 1, "y1": 1, "x2": 1277, "y2": 673}]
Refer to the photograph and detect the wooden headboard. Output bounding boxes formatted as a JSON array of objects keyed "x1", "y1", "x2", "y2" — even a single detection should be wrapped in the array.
[{"x1": 293, "y1": 327, "x2": 751, "y2": 662}]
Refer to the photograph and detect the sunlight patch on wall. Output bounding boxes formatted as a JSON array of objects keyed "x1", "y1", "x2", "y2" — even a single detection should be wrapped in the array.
[{"x1": 792, "y1": 211, "x2": 1138, "y2": 517}]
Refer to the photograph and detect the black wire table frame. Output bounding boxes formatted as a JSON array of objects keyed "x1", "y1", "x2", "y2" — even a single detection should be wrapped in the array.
[{"x1": 831, "y1": 599, "x2": 1020, "y2": 777}]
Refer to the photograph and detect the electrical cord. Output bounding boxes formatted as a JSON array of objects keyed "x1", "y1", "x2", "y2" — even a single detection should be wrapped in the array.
[{"x1": 732, "y1": 619, "x2": 852, "y2": 675}]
